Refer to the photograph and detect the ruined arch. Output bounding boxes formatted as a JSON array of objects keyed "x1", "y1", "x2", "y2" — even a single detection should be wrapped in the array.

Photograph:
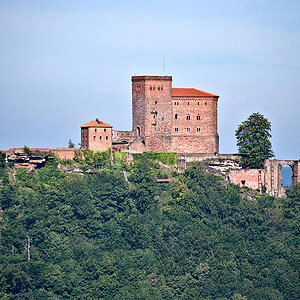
[{"x1": 264, "y1": 159, "x2": 300, "y2": 197}]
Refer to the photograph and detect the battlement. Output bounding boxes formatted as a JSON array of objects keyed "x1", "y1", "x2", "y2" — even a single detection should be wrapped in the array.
[{"x1": 132, "y1": 75, "x2": 172, "y2": 82}]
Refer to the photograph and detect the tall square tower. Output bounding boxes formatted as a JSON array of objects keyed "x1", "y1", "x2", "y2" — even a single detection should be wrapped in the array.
[{"x1": 132, "y1": 76, "x2": 173, "y2": 152}]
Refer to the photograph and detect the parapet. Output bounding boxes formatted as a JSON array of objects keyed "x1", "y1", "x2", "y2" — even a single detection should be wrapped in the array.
[{"x1": 132, "y1": 75, "x2": 172, "y2": 82}]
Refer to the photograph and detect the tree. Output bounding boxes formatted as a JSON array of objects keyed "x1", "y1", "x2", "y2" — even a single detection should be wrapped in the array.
[
  {"x1": 68, "y1": 139, "x2": 75, "y2": 148},
  {"x1": 235, "y1": 112, "x2": 274, "y2": 168}
]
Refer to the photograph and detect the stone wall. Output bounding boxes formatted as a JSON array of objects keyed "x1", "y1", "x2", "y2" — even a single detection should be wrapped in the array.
[
  {"x1": 4, "y1": 148, "x2": 77, "y2": 160},
  {"x1": 171, "y1": 97, "x2": 219, "y2": 153},
  {"x1": 177, "y1": 154, "x2": 300, "y2": 197},
  {"x1": 229, "y1": 169, "x2": 266, "y2": 191},
  {"x1": 81, "y1": 127, "x2": 112, "y2": 151}
]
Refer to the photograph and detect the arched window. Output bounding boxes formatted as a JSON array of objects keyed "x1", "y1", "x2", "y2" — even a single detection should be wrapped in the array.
[
  {"x1": 187, "y1": 114, "x2": 190, "y2": 120},
  {"x1": 197, "y1": 114, "x2": 200, "y2": 120},
  {"x1": 175, "y1": 114, "x2": 178, "y2": 119},
  {"x1": 136, "y1": 126, "x2": 141, "y2": 137}
]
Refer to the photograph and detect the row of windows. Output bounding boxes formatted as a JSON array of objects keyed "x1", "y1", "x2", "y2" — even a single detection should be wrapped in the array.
[
  {"x1": 94, "y1": 128, "x2": 107, "y2": 132},
  {"x1": 174, "y1": 128, "x2": 201, "y2": 132},
  {"x1": 175, "y1": 114, "x2": 201, "y2": 120},
  {"x1": 94, "y1": 136, "x2": 109, "y2": 140},
  {"x1": 82, "y1": 136, "x2": 110, "y2": 140},
  {"x1": 150, "y1": 86, "x2": 163, "y2": 91},
  {"x1": 174, "y1": 101, "x2": 207, "y2": 106}
]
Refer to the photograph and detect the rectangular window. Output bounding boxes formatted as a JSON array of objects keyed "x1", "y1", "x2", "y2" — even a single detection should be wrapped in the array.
[
  {"x1": 104, "y1": 129, "x2": 106, "y2": 132},
  {"x1": 175, "y1": 128, "x2": 178, "y2": 132},
  {"x1": 187, "y1": 128, "x2": 190, "y2": 132},
  {"x1": 197, "y1": 128, "x2": 200, "y2": 132},
  {"x1": 158, "y1": 87, "x2": 160, "y2": 91},
  {"x1": 161, "y1": 86, "x2": 163, "y2": 91},
  {"x1": 106, "y1": 136, "x2": 108, "y2": 140},
  {"x1": 95, "y1": 129, "x2": 97, "y2": 132},
  {"x1": 150, "y1": 86, "x2": 152, "y2": 90},
  {"x1": 99, "y1": 136, "x2": 102, "y2": 140}
]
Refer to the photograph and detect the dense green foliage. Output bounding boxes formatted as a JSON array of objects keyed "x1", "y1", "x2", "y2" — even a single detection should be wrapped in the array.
[
  {"x1": 74, "y1": 149, "x2": 111, "y2": 170},
  {"x1": 0, "y1": 155, "x2": 299, "y2": 299},
  {"x1": 235, "y1": 113, "x2": 274, "y2": 168},
  {"x1": 133, "y1": 152, "x2": 178, "y2": 166}
]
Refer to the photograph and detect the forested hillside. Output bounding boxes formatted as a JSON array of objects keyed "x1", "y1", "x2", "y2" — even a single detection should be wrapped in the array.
[{"x1": 0, "y1": 151, "x2": 299, "y2": 299}]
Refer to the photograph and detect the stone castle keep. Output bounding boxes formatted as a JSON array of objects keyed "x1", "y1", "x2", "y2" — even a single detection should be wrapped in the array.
[
  {"x1": 81, "y1": 75, "x2": 219, "y2": 154},
  {"x1": 4, "y1": 74, "x2": 299, "y2": 197}
]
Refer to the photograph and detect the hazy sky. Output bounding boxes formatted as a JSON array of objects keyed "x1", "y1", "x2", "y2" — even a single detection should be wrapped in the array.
[{"x1": 0, "y1": 0, "x2": 299, "y2": 159}]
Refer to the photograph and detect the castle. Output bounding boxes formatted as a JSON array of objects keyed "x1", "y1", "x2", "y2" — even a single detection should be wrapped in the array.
[
  {"x1": 81, "y1": 75, "x2": 219, "y2": 154},
  {"x1": 3, "y1": 74, "x2": 299, "y2": 197}
]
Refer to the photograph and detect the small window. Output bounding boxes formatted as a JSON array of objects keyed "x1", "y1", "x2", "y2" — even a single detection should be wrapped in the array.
[
  {"x1": 153, "y1": 86, "x2": 156, "y2": 90},
  {"x1": 95, "y1": 129, "x2": 97, "y2": 132},
  {"x1": 198, "y1": 102, "x2": 200, "y2": 105},
  {"x1": 155, "y1": 101, "x2": 158, "y2": 105},
  {"x1": 106, "y1": 136, "x2": 108, "y2": 140},
  {"x1": 158, "y1": 87, "x2": 160, "y2": 91},
  {"x1": 197, "y1": 114, "x2": 200, "y2": 120},
  {"x1": 175, "y1": 114, "x2": 178, "y2": 119},
  {"x1": 187, "y1": 102, "x2": 189, "y2": 105},
  {"x1": 197, "y1": 128, "x2": 200, "y2": 132},
  {"x1": 205, "y1": 102, "x2": 207, "y2": 105},
  {"x1": 174, "y1": 101, "x2": 179, "y2": 105},
  {"x1": 187, "y1": 128, "x2": 190, "y2": 132},
  {"x1": 150, "y1": 86, "x2": 152, "y2": 90},
  {"x1": 241, "y1": 180, "x2": 246, "y2": 186},
  {"x1": 187, "y1": 114, "x2": 190, "y2": 120},
  {"x1": 93, "y1": 136, "x2": 96, "y2": 140},
  {"x1": 100, "y1": 136, "x2": 102, "y2": 140},
  {"x1": 161, "y1": 86, "x2": 163, "y2": 91},
  {"x1": 104, "y1": 129, "x2": 106, "y2": 132},
  {"x1": 175, "y1": 128, "x2": 178, "y2": 132}
]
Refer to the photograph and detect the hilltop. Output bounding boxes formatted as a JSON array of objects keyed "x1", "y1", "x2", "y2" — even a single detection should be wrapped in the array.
[{"x1": 0, "y1": 152, "x2": 299, "y2": 299}]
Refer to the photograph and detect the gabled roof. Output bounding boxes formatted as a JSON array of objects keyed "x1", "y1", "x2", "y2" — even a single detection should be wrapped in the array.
[
  {"x1": 81, "y1": 120, "x2": 113, "y2": 128},
  {"x1": 172, "y1": 88, "x2": 218, "y2": 97}
]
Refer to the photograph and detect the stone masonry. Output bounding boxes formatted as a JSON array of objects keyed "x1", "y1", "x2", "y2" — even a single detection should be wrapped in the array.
[{"x1": 108, "y1": 75, "x2": 219, "y2": 154}]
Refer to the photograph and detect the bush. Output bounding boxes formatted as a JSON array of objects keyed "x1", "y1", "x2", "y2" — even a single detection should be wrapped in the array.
[
  {"x1": 132, "y1": 152, "x2": 178, "y2": 166},
  {"x1": 113, "y1": 151, "x2": 128, "y2": 169}
]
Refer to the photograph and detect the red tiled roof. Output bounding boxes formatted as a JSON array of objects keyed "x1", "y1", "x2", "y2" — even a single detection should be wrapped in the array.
[
  {"x1": 172, "y1": 88, "x2": 218, "y2": 97},
  {"x1": 81, "y1": 120, "x2": 113, "y2": 128}
]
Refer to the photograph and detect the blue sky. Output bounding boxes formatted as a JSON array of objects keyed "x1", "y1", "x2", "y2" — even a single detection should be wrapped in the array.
[{"x1": 0, "y1": 0, "x2": 299, "y2": 159}]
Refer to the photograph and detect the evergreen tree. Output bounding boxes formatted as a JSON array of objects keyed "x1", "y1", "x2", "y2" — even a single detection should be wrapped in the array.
[{"x1": 235, "y1": 112, "x2": 274, "y2": 168}]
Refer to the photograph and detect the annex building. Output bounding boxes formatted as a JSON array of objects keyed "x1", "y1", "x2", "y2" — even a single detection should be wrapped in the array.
[{"x1": 81, "y1": 75, "x2": 219, "y2": 154}]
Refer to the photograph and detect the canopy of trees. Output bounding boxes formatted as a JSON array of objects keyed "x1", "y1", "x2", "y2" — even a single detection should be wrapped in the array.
[
  {"x1": 0, "y1": 152, "x2": 299, "y2": 299},
  {"x1": 235, "y1": 113, "x2": 274, "y2": 168}
]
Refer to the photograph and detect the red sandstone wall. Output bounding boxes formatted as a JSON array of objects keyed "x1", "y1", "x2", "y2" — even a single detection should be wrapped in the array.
[
  {"x1": 82, "y1": 127, "x2": 112, "y2": 151},
  {"x1": 112, "y1": 130, "x2": 135, "y2": 143},
  {"x1": 171, "y1": 97, "x2": 218, "y2": 154},
  {"x1": 131, "y1": 76, "x2": 219, "y2": 154},
  {"x1": 171, "y1": 135, "x2": 218, "y2": 154},
  {"x1": 3, "y1": 148, "x2": 76, "y2": 160},
  {"x1": 230, "y1": 169, "x2": 265, "y2": 191},
  {"x1": 53, "y1": 149, "x2": 76, "y2": 160},
  {"x1": 132, "y1": 76, "x2": 173, "y2": 152}
]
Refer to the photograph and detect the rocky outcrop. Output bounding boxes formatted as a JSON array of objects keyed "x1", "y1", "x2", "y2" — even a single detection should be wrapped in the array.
[{"x1": 6, "y1": 150, "x2": 49, "y2": 173}]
